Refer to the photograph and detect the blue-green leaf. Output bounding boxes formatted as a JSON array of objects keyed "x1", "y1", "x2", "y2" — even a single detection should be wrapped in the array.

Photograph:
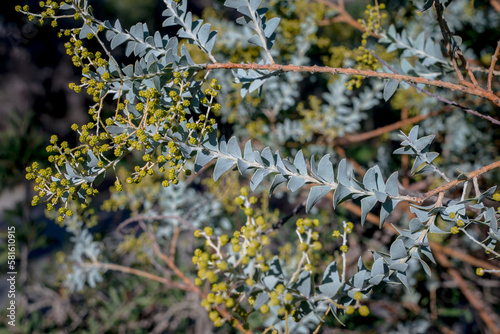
[
  {"x1": 201, "y1": 126, "x2": 218, "y2": 151},
  {"x1": 250, "y1": 169, "x2": 270, "y2": 190},
  {"x1": 111, "y1": 34, "x2": 128, "y2": 49},
  {"x1": 374, "y1": 190, "x2": 387, "y2": 202},
  {"x1": 352, "y1": 270, "x2": 368, "y2": 289},
  {"x1": 261, "y1": 147, "x2": 274, "y2": 167},
  {"x1": 287, "y1": 176, "x2": 306, "y2": 192},
  {"x1": 244, "y1": 140, "x2": 255, "y2": 162},
  {"x1": 380, "y1": 199, "x2": 399, "y2": 227},
  {"x1": 294, "y1": 150, "x2": 307, "y2": 175},
  {"x1": 389, "y1": 262, "x2": 408, "y2": 272},
  {"x1": 250, "y1": 0, "x2": 263, "y2": 12},
  {"x1": 306, "y1": 186, "x2": 331, "y2": 213},
  {"x1": 333, "y1": 183, "x2": 351, "y2": 209},
  {"x1": 270, "y1": 174, "x2": 287, "y2": 195},
  {"x1": 294, "y1": 271, "x2": 312, "y2": 298},
  {"x1": 337, "y1": 159, "x2": 350, "y2": 186},
  {"x1": 198, "y1": 23, "x2": 212, "y2": 45},
  {"x1": 253, "y1": 292, "x2": 269, "y2": 310},
  {"x1": 227, "y1": 137, "x2": 242, "y2": 158},
  {"x1": 363, "y1": 166, "x2": 384, "y2": 191},
  {"x1": 322, "y1": 261, "x2": 341, "y2": 285},
  {"x1": 237, "y1": 158, "x2": 249, "y2": 174},
  {"x1": 479, "y1": 186, "x2": 497, "y2": 202},
  {"x1": 383, "y1": 79, "x2": 399, "y2": 101},
  {"x1": 390, "y1": 239, "x2": 407, "y2": 260},
  {"x1": 415, "y1": 135, "x2": 435, "y2": 151},
  {"x1": 409, "y1": 218, "x2": 426, "y2": 233},
  {"x1": 408, "y1": 126, "x2": 419, "y2": 143},
  {"x1": 361, "y1": 195, "x2": 377, "y2": 226},
  {"x1": 397, "y1": 272, "x2": 412, "y2": 291},
  {"x1": 283, "y1": 159, "x2": 297, "y2": 174},
  {"x1": 385, "y1": 172, "x2": 399, "y2": 197},
  {"x1": 371, "y1": 258, "x2": 387, "y2": 277},
  {"x1": 214, "y1": 158, "x2": 235, "y2": 181},
  {"x1": 317, "y1": 154, "x2": 334, "y2": 183},
  {"x1": 264, "y1": 17, "x2": 280, "y2": 38},
  {"x1": 194, "y1": 150, "x2": 213, "y2": 172}
]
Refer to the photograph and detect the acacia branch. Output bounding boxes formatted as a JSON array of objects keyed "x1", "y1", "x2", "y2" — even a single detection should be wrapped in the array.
[
  {"x1": 417, "y1": 160, "x2": 500, "y2": 203},
  {"x1": 140, "y1": 221, "x2": 252, "y2": 334},
  {"x1": 370, "y1": 51, "x2": 500, "y2": 126},
  {"x1": 203, "y1": 62, "x2": 500, "y2": 108},
  {"x1": 336, "y1": 200, "x2": 500, "y2": 278}
]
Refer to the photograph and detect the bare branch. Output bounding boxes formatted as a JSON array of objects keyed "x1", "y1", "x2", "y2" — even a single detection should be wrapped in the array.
[
  {"x1": 370, "y1": 51, "x2": 500, "y2": 126},
  {"x1": 336, "y1": 108, "x2": 451, "y2": 145},
  {"x1": 488, "y1": 41, "x2": 500, "y2": 92},
  {"x1": 417, "y1": 160, "x2": 500, "y2": 203},
  {"x1": 203, "y1": 62, "x2": 500, "y2": 108}
]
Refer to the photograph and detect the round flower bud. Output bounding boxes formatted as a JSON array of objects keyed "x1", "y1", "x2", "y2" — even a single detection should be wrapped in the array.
[
  {"x1": 345, "y1": 306, "x2": 354, "y2": 315},
  {"x1": 359, "y1": 305, "x2": 370, "y2": 317},
  {"x1": 204, "y1": 227, "x2": 213, "y2": 236}
]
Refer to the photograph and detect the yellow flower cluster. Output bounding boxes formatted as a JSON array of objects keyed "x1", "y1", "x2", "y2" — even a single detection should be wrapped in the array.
[
  {"x1": 296, "y1": 218, "x2": 322, "y2": 253},
  {"x1": 185, "y1": 77, "x2": 221, "y2": 146},
  {"x1": 16, "y1": 1, "x2": 72, "y2": 25},
  {"x1": 346, "y1": 3, "x2": 387, "y2": 90},
  {"x1": 193, "y1": 187, "x2": 301, "y2": 327},
  {"x1": 27, "y1": 59, "x2": 227, "y2": 221}
]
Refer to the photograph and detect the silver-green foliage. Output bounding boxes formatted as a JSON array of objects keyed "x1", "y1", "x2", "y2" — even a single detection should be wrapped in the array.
[{"x1": 19, "y1": 0, "x2": 500, "y2": 332}]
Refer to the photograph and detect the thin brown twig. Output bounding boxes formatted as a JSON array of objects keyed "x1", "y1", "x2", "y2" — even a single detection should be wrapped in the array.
[
  {"x1": 333, "y1": 199, "x2": 500, "y2": 277},
  {"x1": 434, "y1": 2, "x2": 466, "y2": 83},
  {"x1": 490, "y1": 0, "x2": 500, "y2": 13},
  {"x1": 140, "y1": 221, "x2": 252, "y2": 333},
  {"x1": 433, "y1": 251, "x2": 500, "y2": 334},
  {"x1": 369, "y1": 51, "x2": 500, "y2": 126},
  {"x1": 203, "y1": 62, "x2": 500, "y2": 108},
  {"x1": 140, "y1": 220, "x2": 199, "y2": 292},
  {"x1": 462, "y1": 52, "x2": 480, "y2": 88},
  {"x1": 82, "y1": 261, "x2": 189, "y2": 290},
  {"x1": 336, "y1": 108, "x2": 450, "y2": 145},
  {"x1": 430, "y1": 286, "x2": 438, "y2": 321},
  {"x1": 417, "y1": 160, "x2": 500, "y2": 203},
  {"x1": 488, "y1": 41, "x2": 500, "y2": 92}
]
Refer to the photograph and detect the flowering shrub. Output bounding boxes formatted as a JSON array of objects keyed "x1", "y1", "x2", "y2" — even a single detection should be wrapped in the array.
[{"x1": 16, "y1": 0, "x2": 500, "y2": 332}]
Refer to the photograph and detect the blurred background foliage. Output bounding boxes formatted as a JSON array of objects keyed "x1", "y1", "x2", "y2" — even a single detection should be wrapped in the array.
[{"x1": 0, "y1": 0, "x2": 499, "y2": 333}]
